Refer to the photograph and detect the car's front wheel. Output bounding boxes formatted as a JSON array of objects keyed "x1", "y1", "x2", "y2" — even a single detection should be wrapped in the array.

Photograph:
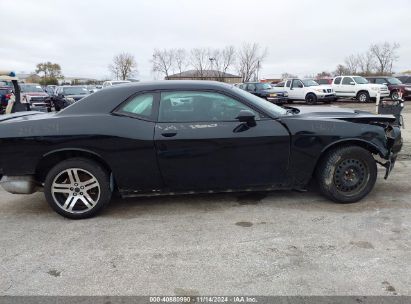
[
  {"x1": 305, "y1": 93, "x2": 317, "y2": 105},
  {"x1": 357, "y1": 91, "x2": 370, "y2": 103},
  {"x1": 316, "y1": 146, "x2": 377, "y2": 203},
  {"x1": 390, "y1": 90, "x2": 400, "y2": 100},
  {"x1": 44, "y1": 158, "x2": 112, "y2": 219}
]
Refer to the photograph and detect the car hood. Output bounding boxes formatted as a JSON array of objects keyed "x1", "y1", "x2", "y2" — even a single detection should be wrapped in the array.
[
  {"x1": 289, "y1": 106, "x2": 396, "y2": 123},
  {"x1": 0, "y1": 111, "x2": 47, "y2": 123},
  {"x1": 22, "y1": 92, "x2": 49, "y2": 97},
  {"x1": 64, "y1": 94, "x2": 89, "y2": 101}
]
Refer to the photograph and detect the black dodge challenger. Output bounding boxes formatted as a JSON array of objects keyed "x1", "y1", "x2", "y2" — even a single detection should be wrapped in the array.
[{"x1": 0, "y1": 81, "x2": 402, "y2": 219}]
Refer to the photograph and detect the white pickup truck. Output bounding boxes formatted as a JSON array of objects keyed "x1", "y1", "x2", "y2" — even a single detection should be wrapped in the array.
[
  {"x1": 273, "y1": 78, "x2": 336, "y2": 104},
  {"x1": 331, "y1": 75, "x2": 390, "y2": 102}
]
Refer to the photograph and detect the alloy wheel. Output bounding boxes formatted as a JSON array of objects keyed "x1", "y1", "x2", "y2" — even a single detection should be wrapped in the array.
[
  {"x1": 358, "y1": 93, "x2": 367, "y2": 102},
  {"x1": 51, "y1": 168, "x2": 100, "y2": 214}
]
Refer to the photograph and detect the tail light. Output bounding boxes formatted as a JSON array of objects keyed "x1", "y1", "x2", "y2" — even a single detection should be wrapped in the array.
[{"x1": 5, "y1": 94, "x2": 11, "y2": 99}]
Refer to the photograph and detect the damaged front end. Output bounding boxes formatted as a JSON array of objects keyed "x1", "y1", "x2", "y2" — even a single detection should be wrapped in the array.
[{"x1": 377, "y1": 124, "x2": 403, "y2": 179}]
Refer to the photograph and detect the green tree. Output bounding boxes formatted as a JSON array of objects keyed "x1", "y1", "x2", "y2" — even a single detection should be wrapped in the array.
[{"x1": 36, "y1": 62, "x2": 63, "y2": 80}]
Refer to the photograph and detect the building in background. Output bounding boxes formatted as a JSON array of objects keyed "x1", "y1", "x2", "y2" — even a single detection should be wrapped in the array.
[{"x1": 166, "y1": 70, "x2": 242, "y2": 84}]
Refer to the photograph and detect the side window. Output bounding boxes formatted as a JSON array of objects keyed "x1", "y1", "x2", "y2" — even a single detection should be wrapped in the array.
[
  {"x1": 375, "y1": 78, "x2": 386, "y2": 84},
  {"x1": 342, "y1": 77, "x2": 354, "y2": 85},
  {"x1": 158, "y1": 91, "x2": 260, "y2": 122},
  {"x1": 285, "y1": 80, "x2": 291, "y2": 87},
  {"x1": 367, "y1": 78, "x2": 375, "y2": 84},
  {"x1": 292, "y1": 79, "x2": 303, "y2": 88},
  {"x1": 334, "y1": 77, "x2": 342, "y2": 84},
  {"x1": 116, "y1": 93, "x2": 154, "y2": 119},
  {"x1": 276, "y1": 82, "x2": 285, "y2": 87},
  {"x1": 247, "y1": 84, "x2": 256, "y2": 91}
]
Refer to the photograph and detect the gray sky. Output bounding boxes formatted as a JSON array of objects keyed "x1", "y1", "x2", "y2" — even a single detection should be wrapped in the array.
[{"x1": 1, "y1": 0, "x2": 410, "y2": 80}]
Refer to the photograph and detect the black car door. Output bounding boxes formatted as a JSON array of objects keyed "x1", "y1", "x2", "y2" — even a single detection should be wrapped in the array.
[{"x1": 153, "y1": 90, "x2": 290, "y2": 191}]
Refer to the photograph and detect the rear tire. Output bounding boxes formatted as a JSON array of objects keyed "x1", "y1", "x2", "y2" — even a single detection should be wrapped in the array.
[
  {"x1": 44, "y1": 158, "x2": 112, "y2": 219},
  {"x1": 316, "y1": 146, "x2": 377, "y2": 203}
]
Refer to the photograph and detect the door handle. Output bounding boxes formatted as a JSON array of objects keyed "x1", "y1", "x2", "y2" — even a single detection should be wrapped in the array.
[{"x1": 161, "y1": 132, "x2": 177, "y2": 137}]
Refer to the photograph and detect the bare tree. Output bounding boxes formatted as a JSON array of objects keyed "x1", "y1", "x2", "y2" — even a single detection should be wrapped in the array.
[
  {"x1": 211, "y1": 46, "x2": 236, "y2": 81},
  {"x1": 237, "y1": 43, "x2": 267, "y2": 82},
  {"x1": 281, "y1": 72, "x2": 297, "y2": 79},
  {"x1": 109, "y1": 52, "x2": 137, "y2": 80},
  {"x1": 173, "y1": 48, "x2": 188, "y2": 75},
  {"x1": 152, "y1": 49, "x2": 174, "y2": 78},
  {"x1": 190, "y1": 48, "x2": 211, "y2": 79},
  {"x1": 344, "y1": 54, "x2": 359, "y2": 74},
  {"x1": 316, "y1": 71, "x2": 332, "y2": 78},
  {"x1": 333, "y1": 64, "x2": 349, "y2": 76},
  {"x1": 356, "y1": 51, "x2": 376, "y2": 76},
  {"x1": 369, "y1": 42, "x2": 400, "y2": 75}
]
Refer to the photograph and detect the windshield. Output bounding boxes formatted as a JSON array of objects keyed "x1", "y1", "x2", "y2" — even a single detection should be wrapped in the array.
[
  {"x1": 256, "y1": 83, "x2": 272, "y2": 90},
  {"x1": 63, "y1": 87, "x2": 89, "y2": 95},
  {"x1": 231, "y1": 86, "x2": 287, "y2": 116},
  {"x1": 387, "y1": 77, "x2": 402, "y2": 85},
  {"x1": 302, "y1": 79, "x2": 319, "y2": 87},
  {"x1": 353, "y1": 77, "x2": 369, "y2": 84},
  {"x1": 20, "y1": 84, "x2": 44, "y2": 92}
]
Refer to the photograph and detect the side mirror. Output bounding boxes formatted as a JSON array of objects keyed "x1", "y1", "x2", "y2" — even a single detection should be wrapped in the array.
[
  {"x1": 349, "y1": 81, "x2": 355, "y2": 85},
  {"x1": 298, "y1": 83, "x2": 303, "y2": 88},
  {"x1": 236, "y1": 110, "x2": 256, "y2": 124}
]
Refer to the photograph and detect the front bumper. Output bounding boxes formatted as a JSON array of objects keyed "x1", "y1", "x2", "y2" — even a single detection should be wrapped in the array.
[
  {"x1": 317, "y1": 93, "x2": 336, "y2": 100},
  {"x1": 381, "y1": 127, "x2": 402, "y2": 179},
  {"x1": 370, "y1": 91, "x2": 390, "y2": 98},
  {"x1": 266, "y1": 96, "x2": 288, "y2": 104}
]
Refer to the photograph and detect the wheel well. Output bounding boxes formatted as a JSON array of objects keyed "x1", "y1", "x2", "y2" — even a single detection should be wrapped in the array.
[
  {"x1": 314, "y1": 140, "x2": 381, "y2": 176},
  {"x1": 356, "y1": 90, "x2": 369, "y2": 97},
  {"x1": 35, "y1": 150, "x2": 112, "y2": 183}
]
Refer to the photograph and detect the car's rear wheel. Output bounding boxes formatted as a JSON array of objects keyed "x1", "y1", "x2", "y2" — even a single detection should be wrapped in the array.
[
  {"x1": 316, "y1": 146, "x2": 377, "y2": 203},
  {"x1": 305, "y1": 93, "x2": 317, "y2": 105},
  {"x1": 357, "y1": 91, "x2": 370, "y2": 103},
  {"x1": 44, "y1": 158, "x2": 112, "y2": 219}
]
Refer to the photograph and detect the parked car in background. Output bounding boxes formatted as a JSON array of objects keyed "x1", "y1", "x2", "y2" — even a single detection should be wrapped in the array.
[
  {"x1": 332, "y1": 76, "x2": 390, "y2": 103},
  {"x1": 278, "y1": 78, "x2": 335, "y2": 104},
  {"x1": 45, "y1": 85, "x2": 57, "y2": 96},
  {"x1": 239, "y1": 82, "x2": 288, "y2": 104},
  {"x1": 396, "y1": 75, "x2": 411, "y2": 85},
  {"x1": 86, "y1": 85, "x2": 101, "y2": 93},
  {"x1": 20, "y1": 83, "x2": 50, "y2": 111},
  {"x1": 366, "y1": 76, "x2": 411, "y2": 100},
  {"x1": 0, "y1": 86, "x2": 13, "y2": 113},
  {"x1": 316, "y1": 78, "x2": 333, "y2": 85},
  {"x1": 0, "y1": 81, "x2": 402, "y2": 219},
  {"x1": 51, "y1": 86, "x2": 91, "y2": 111},
  {"x1": 102, "y1": 80, "x2": 131, "y2": 88}
]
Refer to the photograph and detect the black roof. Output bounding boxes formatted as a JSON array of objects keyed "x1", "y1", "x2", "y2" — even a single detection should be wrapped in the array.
[
  {"x1": 60, "y1": 80, "x2": 235, "y2": 115},
  {"x1": 167, "y1": 70, "x2": 241, "y2": 78}
]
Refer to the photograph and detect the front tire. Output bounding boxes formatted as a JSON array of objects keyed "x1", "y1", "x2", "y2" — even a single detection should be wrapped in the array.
[
  {"x1": 305, "y1": 93, "x2": 317, "y2": 105},
  {"x1": 44, "y1": 158, "x2": 112, "y2": 219},
  {"x1": 390, "y1": 90, "x2": 400, "y2": 100},
  {"x1": 316, "y1": 146, "x2": 377, "y2": 203},
  {"x1": 357, "y1": 91, "x2": 370, "y2": 103}
]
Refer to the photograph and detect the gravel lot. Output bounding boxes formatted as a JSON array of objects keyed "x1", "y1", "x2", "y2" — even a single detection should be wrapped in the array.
[{"x1": 1, "y1": 101, "x2": 410, "y2": 296}]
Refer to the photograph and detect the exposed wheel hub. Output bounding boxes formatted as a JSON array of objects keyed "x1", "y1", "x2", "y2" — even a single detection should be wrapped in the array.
[{"x1": 334, "y1": 159, "x2": 367, "y2": 193}]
